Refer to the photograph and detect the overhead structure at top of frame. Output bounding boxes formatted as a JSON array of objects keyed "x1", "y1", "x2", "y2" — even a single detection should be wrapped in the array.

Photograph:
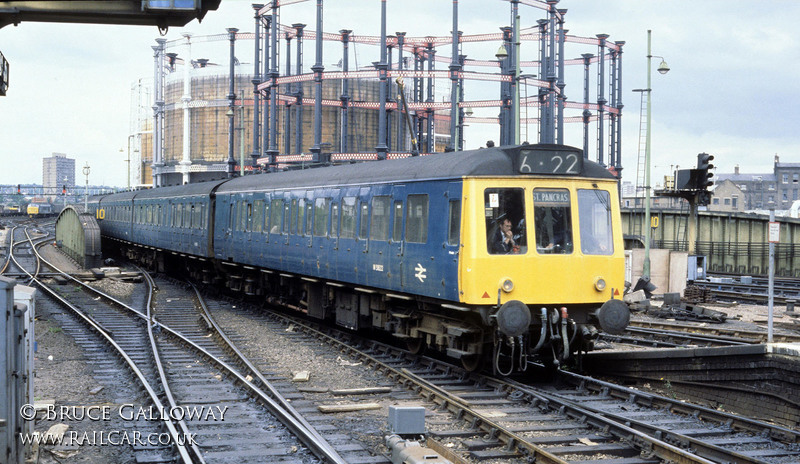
[{"x1": 0, "y1": 0, "x2": 221, "y2": 30}]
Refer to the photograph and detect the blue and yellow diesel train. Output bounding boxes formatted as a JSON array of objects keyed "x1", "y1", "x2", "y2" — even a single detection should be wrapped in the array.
[{"x1": 90, "y1": 144, "x2": 630, "y2": 372}]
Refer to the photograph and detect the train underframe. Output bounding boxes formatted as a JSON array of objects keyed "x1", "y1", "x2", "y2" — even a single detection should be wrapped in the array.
[{"x1": 113, "y1": 241, "x2": 620, "y2": 373}]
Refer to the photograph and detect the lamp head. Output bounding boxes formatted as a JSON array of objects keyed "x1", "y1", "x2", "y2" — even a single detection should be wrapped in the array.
[
  {"x1": 495, "y1": 45, "x2": 508, "y2": 60},
  {"x1": 657, "y1": 59, "x2": 670, "y2": 74}
]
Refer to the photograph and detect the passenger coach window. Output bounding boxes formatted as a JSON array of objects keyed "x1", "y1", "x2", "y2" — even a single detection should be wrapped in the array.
[
  {"x1": 282, "y1": 201, "x2": 290, "y2": 234},
  {"x1": 270, "y1": 199, "x2": 283, "y2": 233},
  {"x1": 485, "y1": 188, "x2": 526, "y2": 254},
  {"x1": 406, "y1": 195, "x2": 428, "y2": 243},
  {"x1": 253, "y1": 200, "x2": 264, "y2": 233},
  {"x1": 246, "y1": 203, "x2": 252, "y2": 231},
  {"x1": 370, "y1": 196, "x2": 391, "y2": 241},
  {"x1": 534, "y1": 188, "x2": 573, "y2": 254},
  {"x1": 298, "y1": 199, "x2": 306, "y2": 236},
  {"x1": 392, "y1": 201, "x2": 403, "y2": 242},
  {"x1": 305, "y1": 202, "x2": 313, "y2": 235},
  {"x1": 578, "y1": 189, "x2": 614, "y2": 255},
  {"x1": 184, "y1": 204, "x2": 191, "y2": 229},
  {"x1": 359, "y1": 202, "x2": 369, "y2": 238},
  {"x1": 447, "y1": 200, "x2": 461, "y2": 246},
  {"x1": 290, "y1": 199, "x2": 298, "y2": 234},
  {"x1": 314, "y1": 198, "x2": 330, "y2": 236},
  {"x1": 340, "y1": 197, "x2": 357, "y2": 239}
]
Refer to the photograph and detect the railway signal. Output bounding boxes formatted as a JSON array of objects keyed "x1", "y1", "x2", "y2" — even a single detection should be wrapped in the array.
[{"x1": 696, "y1": 152, "x2": 714, "y2": 190}]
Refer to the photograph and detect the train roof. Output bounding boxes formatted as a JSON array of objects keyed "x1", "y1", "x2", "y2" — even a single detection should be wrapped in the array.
[
  {"x1": 217, "y1": 144, "x2": 616, "y2": 194},
  {"x1": 134, "y1": 179, "x2": 229, "y2": 199},
  {"x1": 99, "y1": 180, "x2": 229, "y2": 202}
]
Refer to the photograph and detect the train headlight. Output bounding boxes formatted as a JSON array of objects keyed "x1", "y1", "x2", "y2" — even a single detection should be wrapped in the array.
[
  {"x1": 594, "y1": 278, "x2": 606, "y2": 292},
  {"x1": 500, "y1": 278, "x2": 514, "y2": 293}
]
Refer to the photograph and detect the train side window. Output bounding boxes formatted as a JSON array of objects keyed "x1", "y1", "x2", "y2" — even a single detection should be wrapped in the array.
[
  {"x1": 331, "y1": 203, "x2": 340, "y2": 238},
  {"x1": 447, "y1": 200, "x2": 461, "y2": 246},
  {"x1": 176, "y1": 204, "x2": 183, "y2": 228},
  {"x1": 264, "y1": 200, "x2": 270, "y2": 233},
  {"x1": 190, "y1": 204, "x2": 196, "y2": 229},
  {"x1": 392, "y1": 201, "x2": 403, "y2": 242},
  {"x1": 406, "y1": 194, "x2": 428, "y2": 243},
  {"x1": 313, "y1": 198, "x2": 330, "y2": 237},
  {"x1": 359, "y1": 202, "x2": 369, "y2": 239},
  {"x1": 234, "y1": 201, "x2": 242, "y2": 232},
  {"x1": 578, "y1": 189, "x2": 614, "y2": 255},
  {"x1": 305, "y1": 201, "x2": 313, "y2": 235},
  {"x1": 298, "y1": 199, "x2": 306, "y2": 236},
  {"x1": 340, "y1": 197, "x2": 357, "y2": 239},
  {"x1": 253, "y1": 200, "x2": 264, "y2": 233},
  {"x1": 270, "y1": 199, "x2": 283, "y2": 234},
  {"x1": 370, "y1": 196, "x2": 391, "y2": 241},
  {"x1": 246, "y1": 202, "x2": 253, "y2": 232},
  {"x1": 290, "y1": 199, "x2": 298, "y2": 234},
  {"x1": 185, "y1": 203, "x2": 192, "y2": 229},
  {"x1": 533, "y1": 188, "x2": 573, "y2": 254},
  {"x1": 485, "y1": 188, "x2": 527, "y2": 255},
  {"x1": 282, "y1": 201, "x2": 291, "y2": 234}
]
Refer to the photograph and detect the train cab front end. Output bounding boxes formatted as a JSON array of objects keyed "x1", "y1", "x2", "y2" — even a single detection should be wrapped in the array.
[{"x1": 458, "y1": 170, "x2": 628, "y2": 372}]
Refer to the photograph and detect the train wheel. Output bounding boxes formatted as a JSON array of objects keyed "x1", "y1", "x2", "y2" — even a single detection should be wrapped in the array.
[
  {"x1": 460, "y1": 353, "x2": 483, "y2": 372},
  {"x1": 406, "y1": 338, "x2": 425, "y2": 355}
]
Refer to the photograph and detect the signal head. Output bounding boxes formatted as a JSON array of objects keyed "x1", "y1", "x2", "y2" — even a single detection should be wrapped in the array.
[{"x1": 697, "y1": 152, "x2": 715, "y2": 171}]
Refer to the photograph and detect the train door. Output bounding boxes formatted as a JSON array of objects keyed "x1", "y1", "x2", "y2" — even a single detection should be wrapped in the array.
[
  {"x1": 337, "y1": 191, "x2": 359, "y2": 283},
  {"x1": 399, "y1": 183, "x2": 454, "y2": 299},
  {"x1": 285, "y1": 193, "x2": 303, "y2": 271},
  {"x1": 300, "y1": 192, "x2": 314, "y2": 275},
  {"x1": 240, "y1": 197, "x2": 255, "y2": 264},
  {"x1": 251, "y1": 197, "x2": 265, "y2": 261},
  {"x1": 353, "y1": 189, "x2": 370, "y2": 284},
  {"x1": 365, "y1": 187, "x2": 394, "y2": 289},
  {"x1": 390, "y1": 185, "x2": 407, "y2": 291}
]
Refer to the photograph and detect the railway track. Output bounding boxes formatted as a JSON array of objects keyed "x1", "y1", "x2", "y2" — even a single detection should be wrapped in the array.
[
  {"x1": 697, "y1": 274, "x2": 800, "y2": 305},
  {"x1": 10, "y1": 225, "x2": 351, "y2": 463},
  {"x1": 10, "y1": 227, "x2": 198, "y2": 462},
  {"x1": 9, "y1": 220, "x2": 800, "y2": 463},
  {"x1": 627, "y1": 319, "x2": 800, "y2": 344},
  {"x1": 202, "y1": 299, "x2": 800, "y2": 464}
]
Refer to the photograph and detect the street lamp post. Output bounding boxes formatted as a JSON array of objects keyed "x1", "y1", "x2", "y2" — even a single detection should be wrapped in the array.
[
  {"x1": 642, "y1": 29, "x2": 670, "y2": 280},
  {"x1": 82, "y1": 163, "x2": 90, "y2": 211}
]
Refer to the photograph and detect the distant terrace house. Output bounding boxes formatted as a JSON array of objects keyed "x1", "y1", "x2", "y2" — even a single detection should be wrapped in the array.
[
  {"x1": 713, "y1": 155, "x2": 800, "y2": 210},
  {"x1": 707, "y1": 179, "x2": 745, "y2": 213}
]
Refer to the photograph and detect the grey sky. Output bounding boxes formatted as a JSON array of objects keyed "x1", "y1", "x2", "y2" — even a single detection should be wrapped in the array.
[{"x1": 0, "y1": 0, "x2": 797, "y2": 187}]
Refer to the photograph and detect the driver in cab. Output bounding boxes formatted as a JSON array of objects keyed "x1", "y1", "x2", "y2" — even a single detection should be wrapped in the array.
[{"x1": 490, "y1": 217, "x2": 520, "y2": 254}]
